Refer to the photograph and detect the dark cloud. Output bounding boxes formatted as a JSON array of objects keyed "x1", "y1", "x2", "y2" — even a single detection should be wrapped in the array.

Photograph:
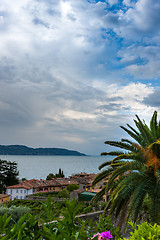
[
  {"x1": 99, "y1": 103, "x2": 123, "y2": 111},
  {"x1": 0, "y1": 64, "x2": 16, "y2": 82},
  {"x1": 67, "y1": 13, "x2": 77, "y2": 21},
  {"x1": 0, "y1": 86, "x2": 40, "y2": 127},
  {"x1": 33, "y1": 18, "x2": 50, "y2": 28},
  {"x1": 143, "y1": 90, "x2": 160, "y2": 108},
  {"x1": 104, "y1": 13, "x2": 120, "y2": 26}
]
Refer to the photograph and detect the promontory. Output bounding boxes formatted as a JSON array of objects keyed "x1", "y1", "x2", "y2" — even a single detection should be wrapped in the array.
[{"x1": 0, "y1": 145, "x2": 86, "y2": 156}]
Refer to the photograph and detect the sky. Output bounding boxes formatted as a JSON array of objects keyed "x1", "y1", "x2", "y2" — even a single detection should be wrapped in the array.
[{"x1": 0, "y1": 0, "x2": 160, "y2": 155}]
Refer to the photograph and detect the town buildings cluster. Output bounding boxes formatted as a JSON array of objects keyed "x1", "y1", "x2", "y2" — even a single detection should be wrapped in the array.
[{"x1": 6, "y1": 172, "x2": 105, "y2": 200}]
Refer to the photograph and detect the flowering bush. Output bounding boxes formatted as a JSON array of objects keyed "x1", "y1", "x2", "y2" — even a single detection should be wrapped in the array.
[{"x1": 90, "y1": 231, "x2": 113, "y2": 239}]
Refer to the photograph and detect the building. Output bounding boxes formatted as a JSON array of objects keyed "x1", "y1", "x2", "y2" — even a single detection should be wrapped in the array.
[
  {"x1": 36, "y1": 179, "x2": 62, "y2": 192},
  {"x1": 0, "y1": 194, "x2": 10, "y2": 203},
  {"x1": 5, "y1": 172, "x2": 106, "y2": 200},
  {"x1": 6, "y1": 183, "x2": 33, "y2": 200},
  {"x1": 79, "y1": 191, "x2": 96, "y2": 201},
  {"x1": 69, "y1": 172, "x2": 98, "y2": 191},
  {"x1": 20, "y1": 179, "x2": 42, "y2": 194},
  {"x1": 35, "y1": 178, "x2": 77, "y2": 192}
]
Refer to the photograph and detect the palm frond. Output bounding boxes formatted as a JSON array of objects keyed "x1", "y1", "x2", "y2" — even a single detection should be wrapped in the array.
[
  {"x1": 158, "y1": 120, "x2": 160, "y2": 139},
  {"x1": 148, "y1": 141, "x2": 160, "y2": 158},
  {"x1": 104, "y1": 141, "x2": 137, "y2": 152},
  {"x1": 155, "y1": 169, "x2": 160, "y2": 182},
  {"x1": 99, "y1": 160, "x2": 120, "y2": 170},
  {"x1": 104, "y1": 162, "x2": 138, "y2": 194},
  {"x1": 127, "y1": 123, "x2": 141, "y2": 137},
  {"x1": 106, "y1": 161, "x2": 146, "y2": 195},
  {"x1": 101, "y1": 151, "x2": 124, "y2": 156},
  {"x1": 110, "y1": 180, "x2": 137, "y2": 217},
  {"x1": 91, "y1": 186, "x2": 106, "y2": 204},
  {"x1": 110, "y1": 161, "x2": 126, "y2": 167},
  {"x1": 126, "y1": 178, "x2": 148, "y2": 222},
  {"x1": 112, "y1": 172, "x2": 140, "y2": 198},
  {"x1": 92, "y1": 168, "x2": 113, "y2": 187},
  {"x1": 134, "y1": 115, "x2": 155, "y2": 145},
  {"x1": 120, "y1": 126, "x2": 143, "y2": 145},
  {"x1": 111, "y1": 153, "x2": 144, "y2": 164},
  {"x1": 121, "y1": 138, "x2": 134, "y2": 145},
  {"x1": 150, "y1": 111, "x2": 158, "y2": 139}
]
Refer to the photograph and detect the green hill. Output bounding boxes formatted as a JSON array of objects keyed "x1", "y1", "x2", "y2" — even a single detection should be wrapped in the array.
[{"x1": 0, "y1": 145, "x2": 86, "y2": 156}]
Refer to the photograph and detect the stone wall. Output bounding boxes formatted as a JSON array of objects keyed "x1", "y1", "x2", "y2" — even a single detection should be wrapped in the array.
[
  {"x1": 26, "y1": 195, "x2": 69, "y2": 202},
  {"x1": 75, "y1": 210, "x2": 103, "y2": 222}
]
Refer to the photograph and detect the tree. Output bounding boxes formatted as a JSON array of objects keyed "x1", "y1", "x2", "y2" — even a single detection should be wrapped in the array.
[
  {"x1": 21, "y1": 177, "x2": 27, "y2": 181},
  {"x1": 46, "y1": 168, "x2": 65, "y2": 180},
  {"x1": 0, "y1": 160, "x2": 19, "y2": 193},
  {"x1": 46, "y1": 173, "x2": 55, "y2": 180},
  {"x1": 67, "y1": 184, "x2": 79, "y2": 192},
  {"x1": 92, "y1": 111, "x2": 160, "y2": 225},
  {"x1": 55, "y1": 168, "x2": 64, "y2": 178}
]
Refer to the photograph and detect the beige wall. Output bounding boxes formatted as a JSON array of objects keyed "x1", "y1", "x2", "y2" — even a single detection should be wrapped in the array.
[{"x1": 0, "y1": 195, "x2": 10, "y2": 203}]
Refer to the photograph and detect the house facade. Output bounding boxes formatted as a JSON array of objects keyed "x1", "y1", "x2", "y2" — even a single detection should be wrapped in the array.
[
  {"x1": 36, "y1": 178, "x2": 73, "y2": 192},
  {"x1": 6, "y1": 184, "x2": 33, "y2": 200},
  {"x1": 0, "y1": 194, "x2": 10, "y2": 203}
]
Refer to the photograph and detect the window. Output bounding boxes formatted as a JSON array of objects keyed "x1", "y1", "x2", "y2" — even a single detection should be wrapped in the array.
[
  {"x1": 20, "y1": 196, "x2": 23, "y2": 199},
  {"x1": 16, "y1": 196, "x2": 18, "y2": 199},
  {"x1": 24, "y1": 190, "x2": 26, "y2": 193},
  {"x1": 16, "y1": 190, "x2": 18, "y2": 193},
  {"x1": 10, "y1": 190, "x2": 12, "y2": 194},
  {"x1": 20, "y1": 190, "x2": 23, "y2": 193}
]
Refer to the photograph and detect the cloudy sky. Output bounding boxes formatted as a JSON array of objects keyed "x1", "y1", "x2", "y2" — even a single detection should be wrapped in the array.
[{"x1": 0, "y1": 0, "x2": 160, "y2": 155}]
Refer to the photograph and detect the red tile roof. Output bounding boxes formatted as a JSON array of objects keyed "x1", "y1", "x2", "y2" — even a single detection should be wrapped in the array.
[
  {"x1": 5, "y1": 174, "x2": 98, "y2": 191},
  {"x1": 6, "y1": 184, "x2": 32, "y2": 190}
]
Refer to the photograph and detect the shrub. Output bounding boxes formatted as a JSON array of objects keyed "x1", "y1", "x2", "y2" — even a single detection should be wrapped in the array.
[
  {"x1": 30, "y1": 191, "x2": 59, "y2": 197},
  {"x1": 122, "y1": 221, "x2": 160, "y2": 240},
  {"x1": 57, "y1": 189, "x2": 70, "y2": 198},
  {"x1": 95, "y1": 215, "x2": 121, "y2": 239},
  {"x1": 0, "y1": 205, "x2": 31, "y2": 223},
  {"x1": 67, "y1": 184, "x2": 79, "y2": 192}
]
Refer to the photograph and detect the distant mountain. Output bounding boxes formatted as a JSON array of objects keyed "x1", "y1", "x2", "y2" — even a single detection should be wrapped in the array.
[{"x1": 0, "y1": 145, "x2": 86, "y2": 156}]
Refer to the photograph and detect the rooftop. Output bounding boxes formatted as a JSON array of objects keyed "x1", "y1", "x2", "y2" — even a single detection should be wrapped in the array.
[{"x1": 0, "y1": 194, "x2": 10, "y2": 198}]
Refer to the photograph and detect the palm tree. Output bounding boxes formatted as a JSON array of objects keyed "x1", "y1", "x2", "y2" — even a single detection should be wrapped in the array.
[{"x1": 92, "y1": 111, "x2": 160, "y2": 225}]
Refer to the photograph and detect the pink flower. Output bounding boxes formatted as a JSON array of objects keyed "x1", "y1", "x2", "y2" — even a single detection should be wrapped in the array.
[
  {"x1": 100, "y1": 231, "x2": 113, "y2": 239},
  {"x1": 91, "y1": 231, "x2": 113, "y2": 240}
]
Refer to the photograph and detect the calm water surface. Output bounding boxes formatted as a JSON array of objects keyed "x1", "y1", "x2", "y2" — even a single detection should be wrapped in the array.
[{"x1": 0, "y1": 155, "x2": 112, "y2": 180}]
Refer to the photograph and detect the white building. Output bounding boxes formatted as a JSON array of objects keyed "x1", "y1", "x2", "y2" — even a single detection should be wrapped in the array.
[{"x1": 6, "y1": 183, "x2": 33, "y2": 200}]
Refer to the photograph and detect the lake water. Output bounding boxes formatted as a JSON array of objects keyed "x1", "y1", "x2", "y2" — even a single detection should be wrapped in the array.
[{"x1": 0, "y1": 155, "x2": 112, "y2": 180}]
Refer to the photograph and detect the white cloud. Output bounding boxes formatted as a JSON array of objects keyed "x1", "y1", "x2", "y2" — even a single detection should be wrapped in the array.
[
  {"x1": 94, "y1": 81, "x2": 154, "y2": 115},
  {"x1": 119, "y1": 45, "x2": 160, "y2": 79},
  {"x1": 123, "y1": 0, "x2": 135, "y2": 7},
  {"x1": 108, "y1": 0, "x2": 119, "y2": 6}
]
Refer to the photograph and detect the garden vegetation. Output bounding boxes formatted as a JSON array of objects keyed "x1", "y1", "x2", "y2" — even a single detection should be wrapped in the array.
[{"x1": 0, "y1": 197, "x2": 160, "y2": 239}]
